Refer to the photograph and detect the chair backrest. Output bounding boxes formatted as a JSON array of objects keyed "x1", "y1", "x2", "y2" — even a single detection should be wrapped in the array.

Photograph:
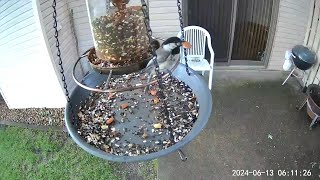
[{"x1": 177, "y1": 26, "x2": 214, "y2": 62}]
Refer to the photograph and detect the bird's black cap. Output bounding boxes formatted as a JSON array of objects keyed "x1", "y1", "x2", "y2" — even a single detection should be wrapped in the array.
[{"x1": 162, "y1": 37, "x2": 183, "y2": 45}]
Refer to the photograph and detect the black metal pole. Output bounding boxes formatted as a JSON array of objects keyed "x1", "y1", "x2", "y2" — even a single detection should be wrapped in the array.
[
  {"x1": 311, "y1": 63, "x2": 320, "y2": 84},
  {"x1": 303, "y1": 70, "x2": 312, "y2": 93}
]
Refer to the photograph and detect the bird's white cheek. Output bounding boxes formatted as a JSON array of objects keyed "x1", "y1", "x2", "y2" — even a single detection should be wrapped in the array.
[
  {"x1": 163, "y1": 44, "x2": 177, "y2": 51},
  {"x1": 163, "y1": 45, "x2": 171, "y2": 51}
]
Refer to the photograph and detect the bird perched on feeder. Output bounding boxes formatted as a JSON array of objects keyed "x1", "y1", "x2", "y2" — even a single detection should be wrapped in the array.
[
  {"x1": 145, "y1": 37, "x2": 191, "y2": 73},
  {"x1": 144, "y1": 37, "x2": 191, "y2": 92}
]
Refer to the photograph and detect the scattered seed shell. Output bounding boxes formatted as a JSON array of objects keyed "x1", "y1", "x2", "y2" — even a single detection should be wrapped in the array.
[
  {"x1": 101, "y1": 125, "x2": 108, "y2": 129},
  {"x1": 140, "y1": 75, "x2": 147, "y2": 80},
  {"x1": 154, "y1": 98, "x2": 160, "y2": 104},
  {"x1": 120, "y1": 103, "x2": 129, "y2": 109},
  {"x1": 153, "y1": 123, "x2": 162, "y2": 129},
  {"x1": 150, "y1": 90, "x2": 157, "y2": 96},
  {"x1": 108, "y1": 92, "x2": 116, "y2": 99},
  {"x1": 106, "y1": 117, "x2": 114, "y2": 125},
  {"x1": 142, "y1": 132, "x2": 148, "y2": 139}
]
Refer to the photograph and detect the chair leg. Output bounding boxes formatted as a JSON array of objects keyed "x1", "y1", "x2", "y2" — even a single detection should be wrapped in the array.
[{"x1": 208, "y1": 69, "x2": 213, "y2": 90}]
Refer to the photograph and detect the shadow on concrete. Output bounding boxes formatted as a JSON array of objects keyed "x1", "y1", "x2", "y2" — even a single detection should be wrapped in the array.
[{"x1": 158, "y1": 71, "x2": 320, "y2": 180}]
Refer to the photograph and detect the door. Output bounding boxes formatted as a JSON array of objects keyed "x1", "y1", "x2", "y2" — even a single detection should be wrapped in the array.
[
  {"x1": 187, "y1": 0, "x2": 275, "y2": 65},
  {"x1": 187, "y1": 0, "x2": 233, "y2": 62}
]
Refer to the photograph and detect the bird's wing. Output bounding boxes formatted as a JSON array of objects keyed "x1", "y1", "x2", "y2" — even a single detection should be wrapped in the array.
[
  {"x1": 145, "y1": 56, "x2": 179, "y2": 76},
  {"x1": 159, "y1": 55, "x2": 179, "y2": 71},
  {"x1": 156, "y1": 48, "x2": 171, "y2": 63},
  {"x1": 146, "y1": 48, "x2": 169, "y2": 68}
]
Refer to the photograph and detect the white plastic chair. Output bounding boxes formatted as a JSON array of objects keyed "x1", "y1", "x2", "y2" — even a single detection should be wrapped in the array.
[{"x1": 177, "y1": 26, "x2": 215, "y2": 90}]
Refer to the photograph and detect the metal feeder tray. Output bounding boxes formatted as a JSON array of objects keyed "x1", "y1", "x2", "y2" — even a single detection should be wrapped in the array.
[{"x1": 65, "y1": 64, "x2": 212, "y2": 162}]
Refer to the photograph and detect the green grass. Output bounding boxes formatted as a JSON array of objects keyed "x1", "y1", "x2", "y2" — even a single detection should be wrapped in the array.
[
  {"x1": 136, "y1": 160, "x2": 158, "y2": 180},
  {"x1": 0, "y1": 126, "x2": 117, "y2": 180},
  {"x1": 152, "y1": 159, "x2": 158, "y2": 172}
]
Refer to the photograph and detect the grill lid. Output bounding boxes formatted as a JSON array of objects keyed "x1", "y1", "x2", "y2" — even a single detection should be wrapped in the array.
[{"x1": 292, "y1": 45, "x2": 316, "y2": 64}]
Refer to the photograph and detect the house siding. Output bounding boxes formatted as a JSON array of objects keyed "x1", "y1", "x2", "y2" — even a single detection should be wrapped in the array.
[
  {"x1": 66, "y1": 0, "x2": 93, "y2": 73},
  {"x1": 0, "y1": 0, "x2": 65, "y2": 108},
  {"x1": 268, "y1": 0, "x2": 312, "y2": 70},
  {"x1": 67, "y1": 2, "x2": 91, "y2": 53},
  {"x1": 149, "y1": 0, "x2": 180, "y2": 39},
  {"x1": 302, "y1": 0, "x2": 320, "y2": 85},
  {"x1": 39, "y1": 0, "x2": 84, "y2": 91}
]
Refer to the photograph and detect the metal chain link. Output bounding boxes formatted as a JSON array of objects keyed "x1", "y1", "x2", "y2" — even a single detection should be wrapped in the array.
[
  {"x1": 140, "y1": 1, "x2": 161, "y2": 81},
  {"x1": 141, "y1": 0, "x2": 170, "y2": 117},
  {"x1": 141, "y1": 0, "x2": 175, "y2": 141},
  {"x1": 177, "y1": 0, "x2": 191, "y2": 75},
  {"x1": 52, "y1": 0, "x2": 76, "y2": 124}
]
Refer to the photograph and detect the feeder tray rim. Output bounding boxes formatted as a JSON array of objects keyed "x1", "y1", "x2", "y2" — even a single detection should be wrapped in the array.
[
  {"x1": 72, "y1": 48, "x2": 180, "y2": 93},
  {"x1": 66, "y1": 64, "x2": 213, "y2": 162}
]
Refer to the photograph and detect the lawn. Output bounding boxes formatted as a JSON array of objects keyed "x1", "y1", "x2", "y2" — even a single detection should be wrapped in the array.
[{"x1": 0, "y1": 126, "x2": 129, "y2": 179}]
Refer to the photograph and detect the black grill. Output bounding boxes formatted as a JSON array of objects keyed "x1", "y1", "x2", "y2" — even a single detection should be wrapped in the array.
[{"x1": 292, "y1": 45, "x2": 316, "y2": 70}]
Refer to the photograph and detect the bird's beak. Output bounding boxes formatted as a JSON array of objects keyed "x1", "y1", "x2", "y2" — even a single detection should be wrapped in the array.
[{"x1": 181, "y1": 41, "x2": 192, "y2": 49}]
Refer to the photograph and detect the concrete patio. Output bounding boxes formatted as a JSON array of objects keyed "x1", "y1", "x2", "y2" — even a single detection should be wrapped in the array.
[{"x1": 158, "y1": 70, "x2": 320, "y2": 179}]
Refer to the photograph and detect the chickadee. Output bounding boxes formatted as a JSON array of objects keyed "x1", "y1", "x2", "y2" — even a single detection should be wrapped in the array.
[
  {"x1": 144, "y1": 37, "x2": 191, "y2": 92},
  {"x1": 145, "y1": 37, "x2": 191, "y2": 73}
]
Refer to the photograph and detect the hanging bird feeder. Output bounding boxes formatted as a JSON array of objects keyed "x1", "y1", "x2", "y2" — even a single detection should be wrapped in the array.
[
  {"x1": 52, "y1": 0, "x2": 212, "y2": 162},
  {"x1": 86, "y1": 0, "x2": 153, "y2": 75}
]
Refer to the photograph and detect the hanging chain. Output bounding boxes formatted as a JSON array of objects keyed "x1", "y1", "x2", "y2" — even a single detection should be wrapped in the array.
[
  {"x1": 177, "y1": 0, "x2": 190, "y2": 75},
  {"x1": 140, "y1": 0, "x2": 161, "y2": 83},
  {"x1": 141, "y1": 0, "x2": 175, "y2": 141},
  {"x1": 52, "y1": 0, "x2": 76, "y2": 124},
  {"x1": 141, "y1": 0, "x2": 169, "y2": 116}
]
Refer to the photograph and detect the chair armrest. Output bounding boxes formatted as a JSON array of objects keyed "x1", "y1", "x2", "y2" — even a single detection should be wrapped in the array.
[{"x1": 207, "y1": 37, "x2": 215, "y2": 67}]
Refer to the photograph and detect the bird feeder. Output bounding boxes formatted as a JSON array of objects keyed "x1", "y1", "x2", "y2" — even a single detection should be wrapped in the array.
[
  {"x1": 85, "y1": 0, "x2": 153, "y2": 74},
  {"x1": 51, "y1": 0, "x2": 213, "y2": 162}
]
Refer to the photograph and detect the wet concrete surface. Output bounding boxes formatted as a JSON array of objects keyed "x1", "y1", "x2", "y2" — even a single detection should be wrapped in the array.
[{"x1": 158, "y1": 71, "x2": 320, "y2": 180}]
